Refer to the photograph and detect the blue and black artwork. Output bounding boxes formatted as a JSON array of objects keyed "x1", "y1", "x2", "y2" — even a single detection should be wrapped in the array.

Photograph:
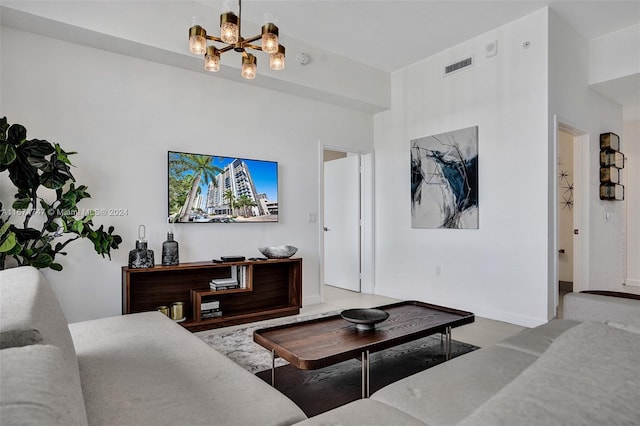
[{"x1": 410, "y1": 126, "x2": 479, "y2": 229}]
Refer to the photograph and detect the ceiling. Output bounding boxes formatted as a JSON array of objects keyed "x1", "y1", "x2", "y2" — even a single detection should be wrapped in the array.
[
  {"x1": 196, "y1": 0, "x2": 639, "y2": 73},
  {"x1": 195, "y1": 0, "x2": 640, "y2": 119}
]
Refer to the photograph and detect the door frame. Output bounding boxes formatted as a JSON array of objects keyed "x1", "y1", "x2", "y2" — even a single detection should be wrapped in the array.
[
  {"x1": 318, "y1": 142, "x2": 375, "y2": 302},
  {"x1": 552, "y1": 116, "x2": 590, "y2": 317}
]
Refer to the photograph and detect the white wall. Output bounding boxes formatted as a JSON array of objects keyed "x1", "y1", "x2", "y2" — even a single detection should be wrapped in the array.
[
  {"x1": 373, "y1": 9, "x2": 551, "y2": 327},
  {"x1": 624, "y1": 120, "x2": 640, "y2": 286},
  {"x1": 548, "y1": 10, "x2": 625, "y2": 294},
  {"x1": 0, "y1": 26, "x2": 373, "y2": 322}
]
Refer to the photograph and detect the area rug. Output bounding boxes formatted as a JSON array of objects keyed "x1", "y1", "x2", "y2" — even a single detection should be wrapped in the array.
[
  {"x1": 255, "y1": 335, "x2": 478, "y2": 416},
  {"x1": 198, "y1": 315, "x2": 479, "y2": 417},
  {"x1": 197, "y1": 311, "x2": 337, "y2": 373}
]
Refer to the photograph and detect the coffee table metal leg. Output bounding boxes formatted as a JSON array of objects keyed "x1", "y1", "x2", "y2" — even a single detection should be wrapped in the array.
[
  {"x1": 361, "y1": 350, "x2": 370, "y2": 398},
  {"x1": 445, "y1": 326, "x2": 452, "y2": 360},
  {"x1": 271, "y1": 349, "x2": 276, "y2": 387}
]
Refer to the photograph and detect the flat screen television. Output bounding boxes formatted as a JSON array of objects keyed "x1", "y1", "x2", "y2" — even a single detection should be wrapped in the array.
[{"x1": 168, "y1": 150, "x2": 278, "y2": 223}]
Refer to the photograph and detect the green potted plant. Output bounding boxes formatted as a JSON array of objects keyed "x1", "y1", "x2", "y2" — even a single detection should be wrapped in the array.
[{"x1": 0, "y1": 117, "x2": 122, "y2": 270}]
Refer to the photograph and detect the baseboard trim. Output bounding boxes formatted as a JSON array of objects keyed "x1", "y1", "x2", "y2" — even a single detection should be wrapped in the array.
[
  {"x1": 624, "y1": 279, "x2": 640, "y2": 287},
  {"x1": 303, "y1": 295, "x2": 322, "y2": 306}
]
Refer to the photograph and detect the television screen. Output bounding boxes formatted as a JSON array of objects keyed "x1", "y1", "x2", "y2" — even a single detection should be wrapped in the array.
[{"x1": 168, "y1": 151, "x2": 278, "y2": 223}]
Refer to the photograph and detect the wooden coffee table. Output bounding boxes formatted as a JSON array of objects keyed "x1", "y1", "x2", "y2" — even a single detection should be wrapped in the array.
[{"x1": 253, "y1": 300, "x2": 474, "y2": 398}]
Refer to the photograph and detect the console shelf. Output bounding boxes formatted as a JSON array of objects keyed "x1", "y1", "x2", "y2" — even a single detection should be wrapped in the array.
[{"x1": 122, "y1": 258, "x2": 302, "y2": 332}]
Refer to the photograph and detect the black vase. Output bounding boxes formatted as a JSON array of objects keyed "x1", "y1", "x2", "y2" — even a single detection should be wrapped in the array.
[
  {"x1": 128, "y1": 224, "x2": 154, "y2": 268},
  {"x1": 161, "y1": 232, "x2": 179, "y2": 266},
  {"x1": 128, "y1": 240, "x2": 154, "y2": 268}
]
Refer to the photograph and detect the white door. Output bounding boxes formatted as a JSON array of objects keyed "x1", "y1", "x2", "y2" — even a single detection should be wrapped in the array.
[{"x1": 324, "y1": 155, "x2": 361, "y2": 291}]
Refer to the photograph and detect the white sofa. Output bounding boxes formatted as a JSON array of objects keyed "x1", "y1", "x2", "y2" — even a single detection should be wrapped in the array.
[
  {"x1": 0, "y1": 266, "x2": 307, "y2": 426},
  {"x1": 2, "y1": 265, "x2": 639, "y2": 426},
  {"x1": 295, "y1": 292, "x2": 640, "y2": 426}
]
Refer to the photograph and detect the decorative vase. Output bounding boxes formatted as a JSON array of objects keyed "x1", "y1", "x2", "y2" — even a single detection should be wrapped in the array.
[
  {"x1": 128, "y1": 225, "x2": 154, "y2": 268},
  {"x1": 161, "y1": 232, "x2": 179, "y2": 266}
]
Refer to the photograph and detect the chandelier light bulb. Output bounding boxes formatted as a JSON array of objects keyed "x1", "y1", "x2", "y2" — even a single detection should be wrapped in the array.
[
  {"x1": 242, "y1": 54, "x2": 257, "y2": 79},
  {"x1": 269, "y1": 45, "x2": 285, "y2": 70},
  {"x1": 261, "y1": 23, "x2": 279, "y2": 54},
  {"x1": 205, "y1": 46, "x2": 220, "y2": 72},
  {"x1": 220, "y1": 12, "x2": 239, "y2": 44},
  {"x1": 189, "y1": 25, "x2": 207, "y2": 55}
]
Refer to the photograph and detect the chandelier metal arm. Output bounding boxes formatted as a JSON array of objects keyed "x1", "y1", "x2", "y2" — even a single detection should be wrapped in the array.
[
  {"x1": 217, "y1": 45, "x2": 235, "y2": 54},
  {"x1": 243, "y1": 43, "x2": 263, "y2": 52},
  {"x1": 205, "y1": 35, "x2": 224, "y2": 43},
  {"x1": 242, "y1": 34, "x2": 262, "y2": 45},
  {"x1": 204, "y1": 34, "x2": 264, "y2": 52}
]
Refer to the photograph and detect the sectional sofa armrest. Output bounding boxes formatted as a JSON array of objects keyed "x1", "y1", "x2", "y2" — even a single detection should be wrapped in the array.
[{"x1": 562, "y1": 291, "x2": 640, "y2": 326}]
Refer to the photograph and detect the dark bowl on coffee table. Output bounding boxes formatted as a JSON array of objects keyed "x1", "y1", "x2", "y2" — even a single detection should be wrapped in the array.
[{"x1": 341, "y1": 308, "x2": 389, "y2": 331}]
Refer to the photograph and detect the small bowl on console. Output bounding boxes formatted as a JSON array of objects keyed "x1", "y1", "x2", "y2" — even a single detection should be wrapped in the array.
[{"x1": 258, "y1": 245, "x2": 298, "y2": 259}]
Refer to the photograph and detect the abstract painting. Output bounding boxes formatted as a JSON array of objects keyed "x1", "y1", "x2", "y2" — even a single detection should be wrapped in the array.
[{"x1": 411, "y1": 126, "x2": 478, "y2": 229}]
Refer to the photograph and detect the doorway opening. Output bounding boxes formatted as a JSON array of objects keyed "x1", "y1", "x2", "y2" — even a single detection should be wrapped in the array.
[
  {"x1": 557, "y1": 129, "x2": 575, "y2": 294},
  {"x1": 553, "y1": 119, "x2": 589, "y2": 318}
]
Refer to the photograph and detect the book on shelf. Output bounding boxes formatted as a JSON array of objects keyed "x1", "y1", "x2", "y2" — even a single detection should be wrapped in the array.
[
  {"x1": 237, "y1": 265, "x2": 247, "y2": 289},
  {"x1": 209, "y1": 283, "x2": 240, "y2": 291},
  {"x1": 210, "y1": 278, "x2": 238, "y2": 286},
  {"x1": 201, "y1": 310, "x2": 222, "y2": 319},
  {"x1": 201, "y1": 300, "x2": 220, "y2": 310},
  {"x1": 209, "y1": 265, "x2": 248, "y2": 290}
]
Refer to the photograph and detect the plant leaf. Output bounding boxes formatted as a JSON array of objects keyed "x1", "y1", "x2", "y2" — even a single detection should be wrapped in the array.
[
  {"x1": 0, "y1": 142, "x2": 17, "y2": 166},
  {"x1": 0, "y1": 223, "x2": 18, "y2": 254},
  {"x1": 72, "y1": 220, "x2": 84, "y2": 234},
  {"x1": 0, "y1": 117, "x2": 8, "y2": 141},
  {"x1": 7, "y1": 162, "x2": 40, "y2": 191},
  {"x1": 7, "y1": 124, "x2": 27, "y2": 145},
  {"x1": 30, "y1": 252, "x2": 53, "y2": 269},
  {"x1": 23, "y1": 139, "x2": 55, "y2": 158},
  {"x1": 49, "y1": 262, "x2": 63, "y2": 271},
  {"x1": 12, "y1": 198, "x2": 31, "y2": 210},
  {"x1": 0, "y1": 232, "x2": 18, "y2": 253}
]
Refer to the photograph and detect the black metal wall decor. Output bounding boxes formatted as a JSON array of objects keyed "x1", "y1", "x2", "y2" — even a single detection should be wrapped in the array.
[{"x1": 599, "y1": 132, "x2": 624, "y2": 201}]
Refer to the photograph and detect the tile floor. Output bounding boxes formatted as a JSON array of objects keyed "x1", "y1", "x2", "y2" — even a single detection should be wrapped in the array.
[
  {"x1": 301, "y1": 285, "x2": 527, "y2": 348},
  {"x1": 200, "y1": 284, "x2": 640, "y2": 347}
]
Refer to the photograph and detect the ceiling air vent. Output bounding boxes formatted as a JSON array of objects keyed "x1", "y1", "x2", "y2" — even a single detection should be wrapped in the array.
[{"x1": 444, "y1": 56, "x2": 473, "y2": 76}]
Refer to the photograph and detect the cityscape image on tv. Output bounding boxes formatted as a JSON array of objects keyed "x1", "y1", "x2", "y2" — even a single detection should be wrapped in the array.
[{"x1": 168, "y1": 151, "x2": 278, "y2": 223}]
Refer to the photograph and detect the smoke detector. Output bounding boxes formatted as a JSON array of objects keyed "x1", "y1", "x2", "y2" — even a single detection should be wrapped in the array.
[{"x1": 296, "y1": 52, "x2": 310, "y2": 65}]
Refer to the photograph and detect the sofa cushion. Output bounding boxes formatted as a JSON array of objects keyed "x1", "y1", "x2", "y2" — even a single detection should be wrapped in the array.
[
  {"x1": 69, "y1": 311, "x2": 307, "y2": 426},
  {"x1": 292, "y1": 399, "x2": 428, "y2": 426},
  {"x1": 495, "y1": 319, "x2": 579, "y2": 356},
  {"x1": 562, "y1": 292, "x2": 640, "y2": 328},
  {"x1": 458, "y1": 321, "x2": 640, "y2": 426},
  {"x1": 0, "y1": 344, "x2": 89, "y2": 426},
  {"x1": 0, "y1": 267, "x2": 78, "y2": 362},
  {"x1": 0, "y1": 329, "x2": 43, "y2": 349},
  {"x1": 371, "y1": 345, "x2": 538, "y2": 426},
  {"x1": 0, "y1": 266, "x2": 88, "y2": 418}
]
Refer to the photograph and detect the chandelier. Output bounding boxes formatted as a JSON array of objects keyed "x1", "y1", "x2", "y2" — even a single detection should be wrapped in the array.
[{"x1": 188, "y1": 0, "x2": 285, "y2": 79}]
